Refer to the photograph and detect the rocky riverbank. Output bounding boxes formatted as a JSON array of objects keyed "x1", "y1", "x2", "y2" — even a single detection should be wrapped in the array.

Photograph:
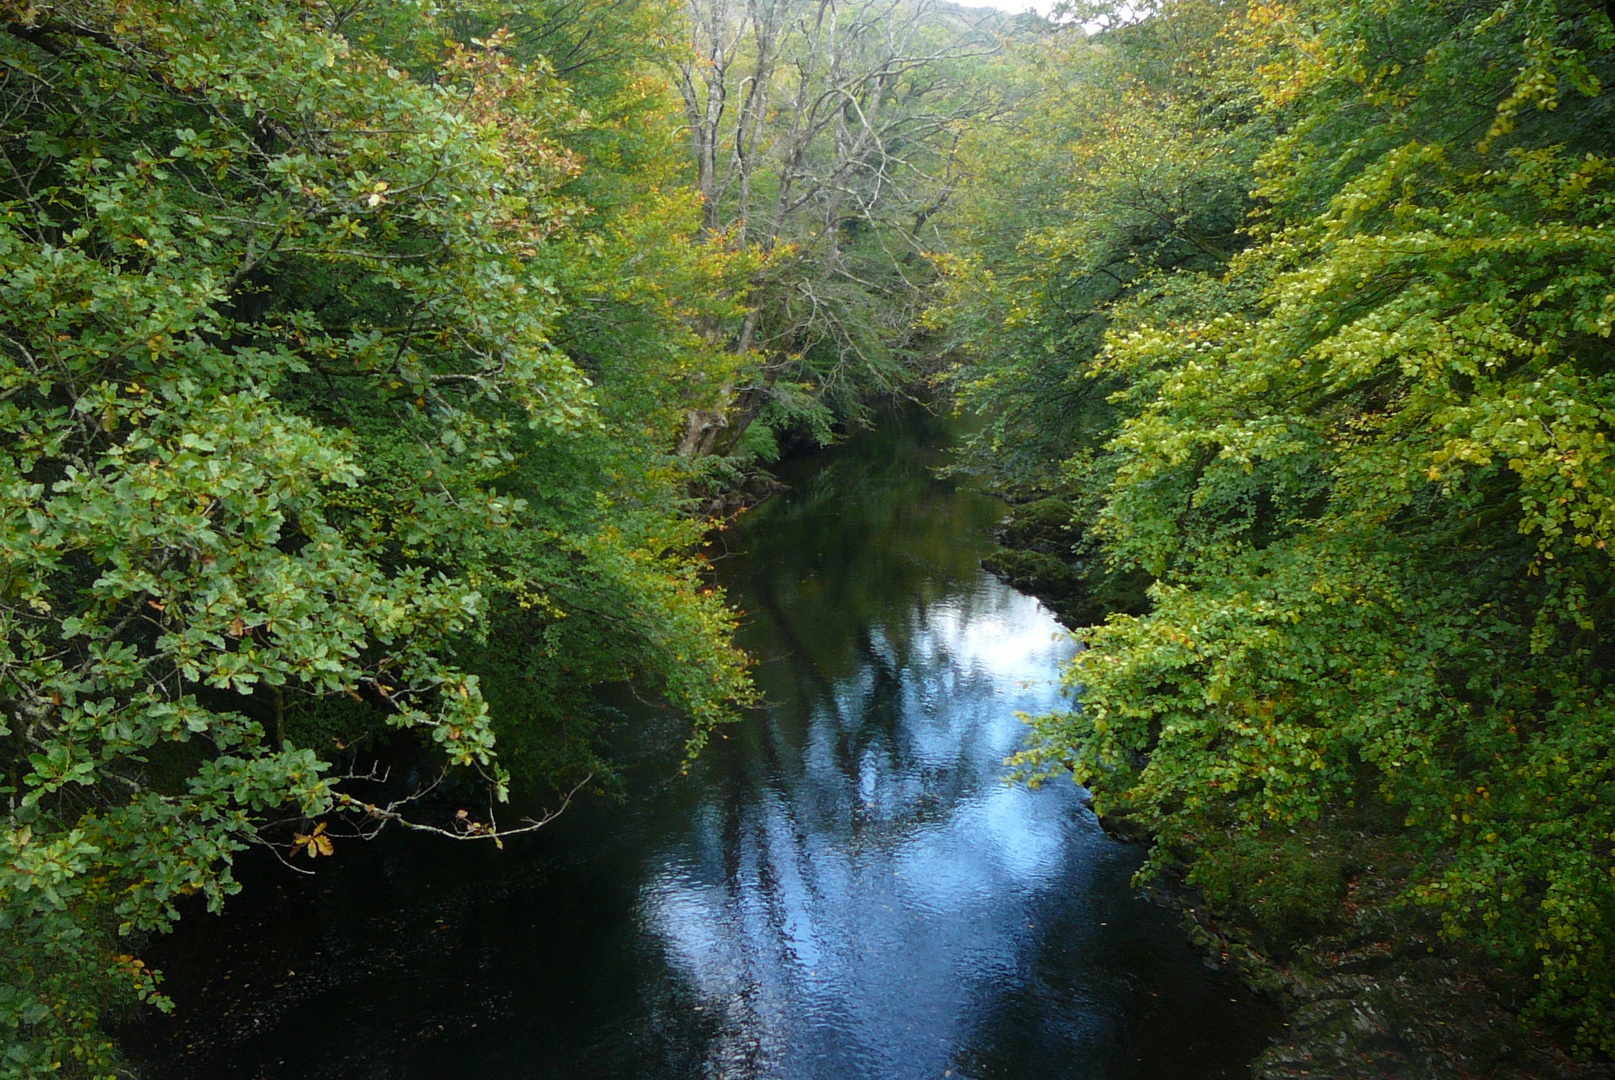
[{"x1": 1164, "y1": 867, "x2": 1615, "y2": 1080}]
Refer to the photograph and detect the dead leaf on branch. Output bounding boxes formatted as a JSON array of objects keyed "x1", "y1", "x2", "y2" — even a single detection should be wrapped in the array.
[{"x1": 292, "y1": 821, "x2": 334, "y2": 858}]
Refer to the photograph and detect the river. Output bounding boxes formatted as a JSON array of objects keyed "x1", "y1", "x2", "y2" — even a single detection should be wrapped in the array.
[{"x1": 127, "y1": 405, "x2": 1281, "y2": 1079}]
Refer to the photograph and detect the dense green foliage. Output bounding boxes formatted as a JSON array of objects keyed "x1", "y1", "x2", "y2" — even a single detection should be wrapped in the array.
[
  {"x1": 9, "y1": 0, "x2": 1613, "y2": 1065},
  {"x1": 0, "y1": 0, "x2": 757, "y2": 1073},
  {"x1": 932, "y1": 0, "x2": 1615, "y2": 1049}
]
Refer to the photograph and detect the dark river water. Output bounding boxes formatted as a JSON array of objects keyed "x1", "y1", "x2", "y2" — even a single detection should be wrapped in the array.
[{"x1": 128, "y1": 406, "x2": 1281, "y2": 1079}]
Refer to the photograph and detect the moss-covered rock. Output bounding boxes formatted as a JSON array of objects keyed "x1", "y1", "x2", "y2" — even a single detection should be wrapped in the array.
[
  {"x1": 981, "y1": 547, "x2": 1084, "y2": 598},
  {"x1": 994, "y1": 496, "x2": 1079, "y2": 552},
  {"x1": 981, "y1": 496, "x2": 1155, "y2": 625}
]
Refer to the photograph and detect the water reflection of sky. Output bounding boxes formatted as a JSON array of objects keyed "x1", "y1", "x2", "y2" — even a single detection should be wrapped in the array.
[
  {"x1": 642, "y1": 573, "x2": 1085, "y2": 1079},
  {"x1": 126, "y1": 409, "x2": 1277, "y2": 1080}
]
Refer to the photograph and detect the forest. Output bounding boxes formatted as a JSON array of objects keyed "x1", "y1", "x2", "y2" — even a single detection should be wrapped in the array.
[{"x1": 0, "y1": 0, "x2": 1611, "y2": 1074}]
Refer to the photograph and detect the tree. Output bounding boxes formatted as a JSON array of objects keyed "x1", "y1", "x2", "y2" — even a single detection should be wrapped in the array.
[
  {"x1": 948, "y1": 0, "x2": 1615, "y2": 1048},
  {"x1": 0, "y1": 1, "x2": 752, "y2": 1073},
  {"x1": 926, "y1": 0, "x2": 1267, "y2": 620},
  {"x1": 670, "y1": 0, "x2": 1003, "y2": 459}
]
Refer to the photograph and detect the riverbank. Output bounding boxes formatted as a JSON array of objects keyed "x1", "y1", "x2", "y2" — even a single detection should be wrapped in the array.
[
  {"x1": 1164, "y1": 866, "x2": 1615, "y2": 1080},
  {"x1": 984, "y1": 503, "x2": 1615, "y2": 1080}
]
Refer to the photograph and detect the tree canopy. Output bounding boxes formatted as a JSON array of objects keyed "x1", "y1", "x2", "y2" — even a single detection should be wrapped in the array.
[
  {"x1": 930, "y1": 0, "x2": 1615, "y2": 1050},
  {"x1": 0, "y1": 1, "x2": 756, "y2": 1073},
  {"x1": 8, "y1": 0, "x2": 1615, "y2": 1068}
]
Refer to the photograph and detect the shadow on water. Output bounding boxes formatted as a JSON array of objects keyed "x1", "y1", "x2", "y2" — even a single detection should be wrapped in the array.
[{"x1": 126, "y1": 403, "x2": 1283, "y2": 1080}]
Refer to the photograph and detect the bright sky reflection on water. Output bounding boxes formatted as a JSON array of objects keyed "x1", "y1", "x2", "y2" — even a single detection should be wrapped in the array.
[
  {"x1": 622, "y1": 404, "x2": 1279, "y2": 1079},
  {"x1": 640, "y1": 583, "x2": 1079, "y2": 1078},
  {"x1": 128, "y1": 404, "x2": 1279, "y2": 1080}
]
